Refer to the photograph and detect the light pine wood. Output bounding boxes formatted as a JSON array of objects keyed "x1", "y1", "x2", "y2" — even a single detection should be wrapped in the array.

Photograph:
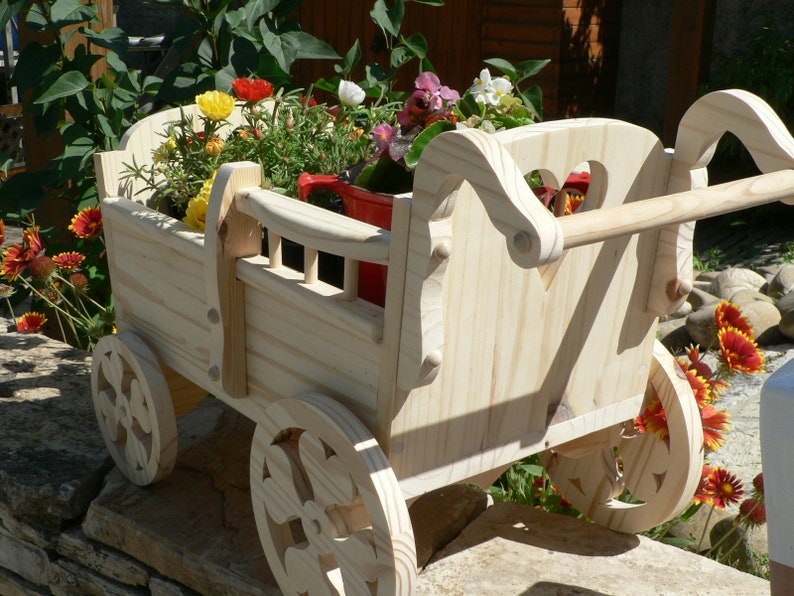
[
  {"x1": 541, "y1": 341, "x2": 704, "y2": 533},
  {"x1": 92, "y1": 91, "x2": 794, "y2": 593},
  {"x1": 91, "y1": 332, "x2": 178, "y2": 486},
  {"x1": 250, "y1": 393, "x2": 416, "y2": 595}
]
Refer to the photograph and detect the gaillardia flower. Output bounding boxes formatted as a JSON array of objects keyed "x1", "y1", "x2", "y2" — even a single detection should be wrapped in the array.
[
  {"x1": 196, "y1": 90, "x2": 235, "y2": 121},
  {"x1": 715, "y1": 300, "x2": 754, "y2": 338},
  {"x1": 704, "y1": 467, "x2": 744, "y2": 509},
  {"x1": 53, "y1": 252, "x2": 86, "y2": 271},
  {"x1": 17, "y1": 311, "x2": 47, "y2": 333},
  {"x1": 69, "y1": 207, "x2": 103, "y2": 239},
  {"x1": 718, "y1": 327, "x2": 765, "y2": 374}
]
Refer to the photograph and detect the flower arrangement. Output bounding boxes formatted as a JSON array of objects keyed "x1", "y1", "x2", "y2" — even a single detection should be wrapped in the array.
[
  {"x1": 0, "y1": 207, "x2": 113, "y2": 349},
  {"x1": 128, "y1": 58, "x2": 550, "y2": 231},
  {"x1": 636, "y1": 300, "x2": 767, "y2": 566}
]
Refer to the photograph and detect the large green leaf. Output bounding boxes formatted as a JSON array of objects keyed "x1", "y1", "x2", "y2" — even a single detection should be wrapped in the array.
[
  {"x1": 294, "y1": 32, "x2": 340, "y2": 61},
  {"x1": 33, "y1": 71, "x2": 90, "y2": 105},
  {"x1": 484, "y1": 57, "x2": 517, "y2": 81},
  {"x1": 401, "y1": 33, "x2": 428, "y2": 59},
  {"x1": 404, "y1": 120, "x2": 456, "y2": 169},
  {"x1": 0, "y1": 1, "x2": 26, "y2": 30},
  {"x1": 79, "y1": 26, "x2": 129, "y2": 55},
  {"x1": 516, "y1": 58, "x2": 551, "y2": 81},
  {"x1": 371, "y1": 0, "x2": 404, "y2": 38},
  {"x1": 0, "y1": 173, "x2": 48, "y2": 212},
  {"x1": 50, "y1": 0, "x2": 96, "y2": 28},
  {"x1": 261, "y1": 27, "x2": 299, "y2": 72},
  {"x1": 11, "y1": 42, "x2": 59, "y2": 95}
]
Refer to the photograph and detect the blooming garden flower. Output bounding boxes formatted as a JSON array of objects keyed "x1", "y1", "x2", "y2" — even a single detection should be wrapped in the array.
[
  {"x1": 338, "y1": 80, "x2": 366, "y2": 107},
  {"x1": 196, "y1": 90, "x2": 235, "y2": 121},
  {"x1": 704, "y1": 467, "x2": 744, "y2": 509},
  {"x1": 231, "y1": 77, "x2": 274, "y2": 102},
  {"x1": 0, "y1": 218, "x2": 4, "y2": 245},
  {"x1": 53, "y1": 252, "x2": 86, "y2": 271},
  {"x1": 718, "y1": 327, "x2": 765, "y2": 374},
  {"x1": 700, "y1": 404, "x2": 731, "y2": 452},
  {"x1": 69, "y1": 206, "x2": 103, "y2": 239},
  {"x1": 183, "y1": 172, "x2": 217, "y2": 231},
  {"x1": 17, "y1": 311, "x2": 47, "y2": 333},
  {"x1": 715, "y1": 300, "x2": 754, "y2": 338}
]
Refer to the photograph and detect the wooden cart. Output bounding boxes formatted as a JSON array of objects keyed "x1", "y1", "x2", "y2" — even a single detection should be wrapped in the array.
[{"x1": 92, "y1": 90, "x2": 794, "y2": 594}]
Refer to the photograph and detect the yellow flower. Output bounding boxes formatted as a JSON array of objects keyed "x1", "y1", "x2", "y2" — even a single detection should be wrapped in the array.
[
  {"x1": 196, "y1": 91, "x2": 235, "y2": 121},
  {"x1": 183, "y1": 172, "x2": 217, "y2": 231},
  {"x1": 153, "y1": 136, "x2": 177, "y2": 164},
  {"x1": 205, "y1": 137, "x2": 225, "y2": 156}
]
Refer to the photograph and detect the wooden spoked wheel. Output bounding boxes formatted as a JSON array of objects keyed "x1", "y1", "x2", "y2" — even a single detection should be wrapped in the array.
[
  {"x1": 250, "y1": 393, "x2": 416, "y2": 595},
  {"x1": 91, "y1": 332, "x2": 177, "y2": 486},
  {"x1": 542, "y1": 341, "x2": 704, "y2": 534}
]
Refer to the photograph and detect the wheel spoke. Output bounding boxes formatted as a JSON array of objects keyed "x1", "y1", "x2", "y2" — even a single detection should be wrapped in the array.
[
  {"x1": 284, "y1": 543, "x2": 336, "y2": 596},
  {"x1": 262, "y1": 442, "x2": 310, "y2": 524},
  {"x1": 97, "y1": 389, "x2": 120, "y2": 442},
  {"x1": 129, "y1": 379, "x2": 153, "y2": 434},
  {"x1": 300, "y1": 432, "x2": 356, "y2": 508}
]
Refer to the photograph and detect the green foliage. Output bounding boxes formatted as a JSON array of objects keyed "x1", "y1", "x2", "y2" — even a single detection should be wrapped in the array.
[
  {"x1": 0, "y1": 1, "x2": 159, "y2": 217},
  {"x1": 147, "y1": 0, "x2": 339, "y2": 104}
]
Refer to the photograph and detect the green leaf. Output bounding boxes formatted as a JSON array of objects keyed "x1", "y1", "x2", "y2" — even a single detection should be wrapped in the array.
[
  {"x1": 50, "y1": 0, "x2": 96, "y2": 28},
  {"x1": 371, "y1": 0, "x2": 404, "y2": 38},
  {"x1": 33, "y1": 71, "x2": 90, "y2": 105},
  {"x1": 484, "y1": 57, "x2": 517, "y2": 81},
  {"x1": 11, "y1": 42, "x2": 59, "y2": 95},
  {"x1": 401, "y1": 33, "x2": 428, "y2": 59},
  {"x1": 515, "y1": 58, "x2": 551, "y2": 82},
  {"x1": 520, "y1": 84, "x2": 544, "y2": 121},
  {"x1": 79, "y1": 27, "x2": 130, "y2": 55},
  {"x1": 294, "y1": 32, "x2": 340, "y2": 61},
  {"x1": 24, "y1": 4, "x2": 50, "y2": 32},
  {"x1": 262, "y1": 28, "x2": 299, "y2": 72},
  {"x1": 404, "y1": 120, "x2": 455, "y2": 168},
  {"x1": 341, "y1": 40, "x2": 362, "y2": 78},
  {"x1": 0, "y1": 1, "x2": 26, "y2": 31}
]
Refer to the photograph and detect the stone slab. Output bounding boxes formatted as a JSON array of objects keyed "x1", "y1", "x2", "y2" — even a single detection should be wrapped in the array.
[
  {"x1": 49, "y1": 559, "x2": 148, "y2": 596},
  {"x1": 82, "y1": 400, "x2": 281, "y2": 595},
  {"x1": 418, "y1": 502, "x2": 769, "y2": 595},
  {"x1": 0, "y1": 566, "x2": 49, "y2": 596},
  {"x1": 56, "y1": 526, "x2": 150, "y2": 587},
  {"x1": 0, "y1": 525, "x2": 49, "y2": 585},
  {"x1": 0, "y1": 328, "x2": 112, "y2": 531}
]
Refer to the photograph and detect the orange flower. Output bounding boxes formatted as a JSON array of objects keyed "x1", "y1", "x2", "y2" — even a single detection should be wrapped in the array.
[
  {"x1": 69, "y1": 206, "x2": 103, "y2": 239},
  {"x1": 715, "y1": 300, "x2": 754, "y2": 338},
  {"x1": 704, "y1": 467, "x2": 744, "y2": 509},
  {"x1": 231, "y1": 77, "x2": 274, "y2": 102},
  {"x1": 718, "y1": 327, "x2": 765, "y2": 374},
  {"x1": 53, "y1": 251, "x2": 86, "y2": 271},
  {"x1": 23, "y1": 226, "x2": 43, "y2": 258},
  {"x1": 684, "y1": 344, "x2": 714, "y2": 379},
  {"x1": 17, "y1": 311, "x2": 47, "y2": 333},
  {"x1": 638, "y1": 396, "x2": 668, "y2": 440},
  {"x1": 205, "y1": 137, "x2": 225, "y2": 156},
  {"x1": 2, "y1": 244, "x2": 30, "y2": 280},
  {"x1": 564, "y1": 192, "x2": 585, "y2": 215},
  {"x1": 700, "y1": 404, "x2": 730, "y2": 452},
  {"x1": 683, "y1": 368, "x2": 712, "y2": 407},
  {"x1": 694, "y1": 464, "x2": 714, "y2": 504},
  {"x1": 0, "y1": 218, "x2": 5, "y2": 245}
]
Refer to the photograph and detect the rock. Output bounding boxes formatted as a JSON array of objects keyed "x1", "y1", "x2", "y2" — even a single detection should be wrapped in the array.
[
  {"x1": 48, "y1": 559, "x2": 146, "y2": 596},
  {"x1": 659, "y1": 300, "x2": 692, "y2": 322},
  {"x1": 0, "y1": 525, "x2": 50, "y2": 586},
  {"x1": 658, "y1": 318, "x2": 692, "y2": 352},
  {"x1": 729, "y1": 289, "x2": 774, "y2": 306},
  {"x1": 767, "y1": 264, "x2": 794, "y2": 299},
  {"x1": 776, "y1": 289, "x2": 794, "y2": 316},
  {"x1": 686, "y1": 287, "x2": 719, "y2": 311},
  {"x1": 0, "y1": 566, "x2": 49, "y2": 595},
  {"x1": 756, "y1": 264, "x2": 782, "y2": 283},
  {"x1": 779, "y1": 310, "x2": 794, "y2": 340},
  {"x1": 739, "y1": 300, "x2": 782, "y2": 345},
  {"x1": 56, "y1": 527, "x2": 150, "y2": 587},
  {"x1": 710, "y1": 268, "x2": 767, "y2": 300},
  {"x1": 685, "y1": 303, "x2": 720, "y2": 348},
  {"x1": 409, "y1": 484, "x2": 491, "y2": 569},
  {"x1": 0, "y1": 329, "x2": 113, "y2": 533},
  {"x1": 709, "y1": 517, "x2": 752, "y2": 573},
  {"x1": 82, "y1": 402, "x2": 280, "y2": 596},
  {"x1": 417, "y1": 502, "x2": 769, "y2": 595}
]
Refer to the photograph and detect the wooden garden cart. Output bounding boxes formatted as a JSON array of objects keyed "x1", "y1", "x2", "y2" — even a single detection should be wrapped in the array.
[{"x1": 92, "y1": 90, "x2": 794, "y2": 594}]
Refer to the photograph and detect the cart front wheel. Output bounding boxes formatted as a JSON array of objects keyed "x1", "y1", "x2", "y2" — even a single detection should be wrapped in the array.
[
  {"x1": 542, "y1": 340, "x2": 704, "y2": 533},
  {"x1": 91, "y1": 332, "x2": 177, "y2": 486},
  {"x1": 250, "y1": 393, "x2": 416, "y2": 595}
]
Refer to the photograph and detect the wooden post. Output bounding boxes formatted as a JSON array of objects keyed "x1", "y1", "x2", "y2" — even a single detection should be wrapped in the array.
[{"x1": 663, "y1": 0, "x2": 716, "y2": 147}]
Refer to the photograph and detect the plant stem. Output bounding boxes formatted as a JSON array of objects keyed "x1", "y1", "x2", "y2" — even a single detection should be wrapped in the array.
[{"x1": 697, "y1": 504, "x2": 715, "y2": 552}]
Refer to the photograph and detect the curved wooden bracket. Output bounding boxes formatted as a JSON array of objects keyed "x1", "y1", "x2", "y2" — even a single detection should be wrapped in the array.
[{"x1": 205, "y1": 161, "x2": 263, "y2": 398}]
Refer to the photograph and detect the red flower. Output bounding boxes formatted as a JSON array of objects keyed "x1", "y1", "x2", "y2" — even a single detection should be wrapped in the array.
[
  {"x1": 752, "y1": 473, "x2": 764, "y2": 496},
  {"x1": 231, "y1": 77, "x2": 274, "y2": 102},
  {"x1": 738, "y1": 497, "x2": 766, "y2": 527},
  {"x1": 17, "y1": 311, "x2": 47, "y2": 333},
  {"x1": 682, "y1": 368, "x2": 712, "y2": 408},
  {"x1": 704, "y1": 467, "x2": 744, "y2": 509},
  {"x1": 302, "y1": 94, "x2": 318, "y2": 107},
  {"x1": 700, "y1": 404, "x2": 730, "y2": 452},
  {"x1": 69, "y1": 207, "x2": 103, "y2": 239},
  {"x1": 718, "y1": 327, "x2": 765, "y2": 374},
  {"x1": 684, "y1": 344, "x2": 714, "y2": 379},
  {"x1": 637, "y1": 396, "x2": 668, "y2": 440},
  {"x1": 69, "y1": 272, "x2": 89, "y2": 290},
  {"x1": 715, "y1": 300, "x2": 754, "y2": 338},
  {"x1": 23, "y1": 226, "x2": 43, "y2": 258},
  {"x1": 53, "y1": 251, "x2": 85, "y2": 271},
  {"x1": 2, "y1": 244, "x2": 30, "y2": 280},
  {"x1": 0, "y1": 218, "x2": 5, "y2": 246},
  {"x1": 694, "y1": 464, "x2": 714, "y2": 504}
]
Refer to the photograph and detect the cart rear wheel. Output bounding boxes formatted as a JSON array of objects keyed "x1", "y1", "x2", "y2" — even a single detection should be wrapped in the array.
[
  {"x1": 250, "y1": 393, "x2": 416, "y2": 595},
  {"x1": 542, "y1": 341, "x2": 704, "y2": 533},
  {"x1": 91, "y1": 332, "x2": 177, "y2": 486}
]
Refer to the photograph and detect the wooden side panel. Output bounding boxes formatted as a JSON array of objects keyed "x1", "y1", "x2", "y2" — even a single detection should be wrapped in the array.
[
  {"x1": 388, "y1": 119, "x2": 671, "y2": 484},
  {"x1": 102, "y1": 197, "x2": 212, "y2": 388}
]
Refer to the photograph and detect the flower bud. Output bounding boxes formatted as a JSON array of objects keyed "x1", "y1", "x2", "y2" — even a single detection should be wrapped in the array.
[
  {"x1": 29, "y1": 255, "x2": 56, "y2": 281},
  {"x1": 338, "y1": 80, "x2": 366, "y2": 107}
]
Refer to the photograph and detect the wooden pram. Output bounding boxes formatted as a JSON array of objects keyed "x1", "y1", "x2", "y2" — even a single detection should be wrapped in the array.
[{"x1": 92, "y1": 89, "x2": 794, "y2": 594}]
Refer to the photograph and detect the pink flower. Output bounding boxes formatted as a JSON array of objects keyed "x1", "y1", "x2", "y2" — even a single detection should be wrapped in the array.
[
  {"x1": 372, "y1": 123, "x2": 396, "y2": 155},
  {"x1": 415, "y1": 72, "x2": 460, "y2": 110}
]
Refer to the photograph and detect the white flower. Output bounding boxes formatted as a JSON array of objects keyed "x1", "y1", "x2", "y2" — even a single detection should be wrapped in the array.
[
  {"x1": 469, "y1": 68, "x2": 514, "y2": 106},
  {"x1": 338, "y1": 80, "x2": 366, "y2": 107}
]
